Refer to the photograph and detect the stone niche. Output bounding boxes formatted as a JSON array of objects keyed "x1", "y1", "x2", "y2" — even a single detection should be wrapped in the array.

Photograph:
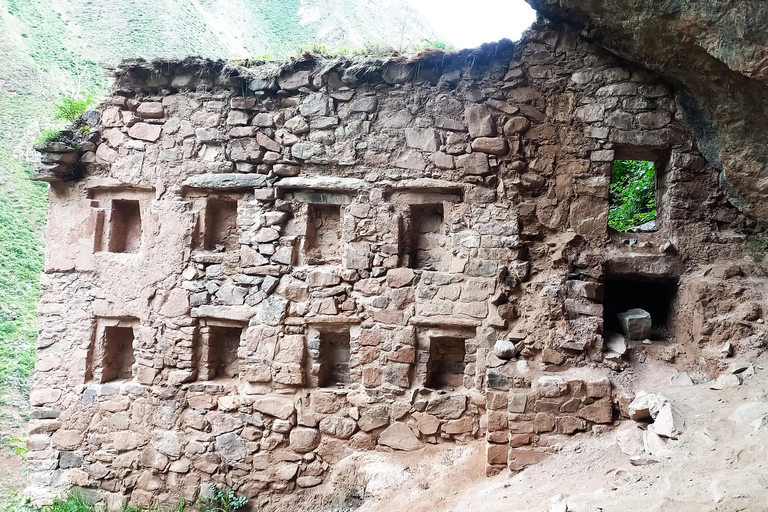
[
  {"x1": 196, "y1": 320, "x2": 244, "y2": 380},
  {"x1": 409, "y1": 204, "x2": 446, "y2": 270},
  {"x1": 203, "y1": 198, "x2": 239, "y2": 252},
  {"x1": 306, "y1": 323, "x2": 358, "y2": 388},
  {"x1": 304, "y1": 203, "x2": 342, "y2": 265},
  {"x1": 89, "y1": 189, "x2": 153, "y2": 255},
  {"x1": 419, "y1": 327, "x2": 475, "y2": 390},
  {"x1": 86, "y1": 318, "x2": 138, "y2": 383}
]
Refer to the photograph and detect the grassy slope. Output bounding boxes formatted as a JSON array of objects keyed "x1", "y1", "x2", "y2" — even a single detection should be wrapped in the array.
[{"x1": 0, "y1": 0, "x2": 441, "y2": 497}]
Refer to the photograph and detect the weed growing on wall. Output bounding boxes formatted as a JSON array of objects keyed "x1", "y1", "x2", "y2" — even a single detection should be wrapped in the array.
[{"x1": 53, "y1": 94, "x2": 94, "y2": 124}]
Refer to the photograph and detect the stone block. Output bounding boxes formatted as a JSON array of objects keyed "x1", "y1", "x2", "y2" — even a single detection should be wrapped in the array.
[
  {"x1": 289, "y1": 428, "x2": 321, "y2": 453},
  {"x1": 508, "y1": 448, "x2": 548, "y2": 471},
  {"x1": 533, "y1": 413, "x2": 555, "y2": 433},
  {"x1": 358, "y1": 405, "x2": 390, "y2": 432},
  {"x1": 618, "y1": 308, "x2": 652, "y2": 340},
  {"x1": 319, "y1": 417, "x2": 357, "y2": 439},
  {"x1": 534, "y1": 376, "x2": 569, "y2": 398},
  {"x1": 586, "y1": 377, "x2": 612, "y2": 398},
  {"x1": 253, "y1": 396, "x2": 295, "y2": 419},
  {"x1": 379, "y1": 423, "x2": 422, "y2": 451},
  {"x1": 577, "y1": 399, "x2": 613, "y2": 424},
  {"x1": 486, "y1": 443, "x2": 508, "y2": 465},
  {"x1": 465, "y1": 105, "x2": 496, "y2": 137},
  {"x1": 426, "y1": 395, "x2": 467, "y2": 419},
  {"x1": 443, "y1": 417, "x2": 473, "y2": 434}
]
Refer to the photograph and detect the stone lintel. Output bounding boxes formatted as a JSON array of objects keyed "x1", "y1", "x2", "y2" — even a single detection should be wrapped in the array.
[
  {"x1": 410, "y1": 316, "x2": 482, "y2": 328},
  {"x1": 191, "y1": 305, "x2": 255, "y2": 323},
  {"x1": 182, "y1": 173, "x2": 269, "y2": 190},
  {"x1": 275, "y1": 176, "x2": 368, "y2": 191}
]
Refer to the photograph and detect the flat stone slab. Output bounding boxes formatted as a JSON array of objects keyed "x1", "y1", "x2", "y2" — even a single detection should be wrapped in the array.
[
  {"x1": 183, "y1": 173, "x2": 269, "y2": 189},
  {"x1": 274, "y1": 176, "x2": 368, "y2": 191},
  {"x1": 378, "y1": 423, "x2": 423, "y2": 451}
]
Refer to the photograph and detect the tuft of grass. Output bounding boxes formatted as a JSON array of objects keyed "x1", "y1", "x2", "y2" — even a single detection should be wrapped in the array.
[
  {"x1": 44, "y1": 491, "x2": 95, "y2": 512},
  {"x1": 33, "y1": 128, "x2": 64, "y2": 147},
  {"x1": 296, "y1": 42, "x2": 328, "y2": 55},
  {"x1": 414, "y1": 39, "x2": 455, "y2": 52}
]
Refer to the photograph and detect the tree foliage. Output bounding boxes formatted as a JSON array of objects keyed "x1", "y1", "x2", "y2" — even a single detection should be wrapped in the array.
[
  {"x1": 52, "y1": 93, "x2": 93, "y2": 124},
  {"x1": 608, "y1": 159, "x2": 657, "y2": 231}
]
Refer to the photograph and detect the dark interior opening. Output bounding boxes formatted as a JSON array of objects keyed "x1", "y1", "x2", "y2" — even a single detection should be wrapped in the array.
[
  {"x1": 409, "y1": 204, "x2": 445, "y2": 270},
  {"x1": 603, "y1": 275, "x2": 678, "y2": 340},
  {"x1": 425, "y1": 336, "x2": 466, "y2": 389},
  {"x1": 204, "y1": 199, "x2": 239, "y2": 251},
  {"x1": 108, "y1": 200, "x2": 142, "y2": 253},
  {"x1": 318, "y1": 330, "x2": 351, "y2": 387},
  {"x1": 101, "y1": 325, "x2": 135, "y2": 382},
  {"x1": 202, "y1": 326, "x2": 242, "y2": 380}
]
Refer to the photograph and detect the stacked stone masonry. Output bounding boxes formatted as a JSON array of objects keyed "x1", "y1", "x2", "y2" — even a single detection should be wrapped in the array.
[{"x1": 29, "y1": 20, "x2": 768, "y2": 508}]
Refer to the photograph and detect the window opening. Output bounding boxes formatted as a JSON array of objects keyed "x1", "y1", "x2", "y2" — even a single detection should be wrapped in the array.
[
  {"x1": 304, "y1": 204, "x2": 341, "y2": 265},
  {"x1": 101, "y1": 326, "x2": 136, "y2": 382},
  {"x1": 108, "y1": 200, "x2": 142, "y2": 253},
  {"x1": 204, "y1": 199, "x2": 239, "y2": 251},
  {"x1": 608, "y1": 160, "x2": 656, "y2": 232},
  {"x1": 410, "y1": 204, "x2": 446, "y2": 269},
  {"x1": 425, "y1": 336, "x2": 466, "y2": 389}
]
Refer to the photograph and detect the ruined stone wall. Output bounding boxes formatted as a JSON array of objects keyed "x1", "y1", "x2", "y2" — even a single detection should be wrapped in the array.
[{"x1": 28, "y1": 20, "x2": 768, "y2": 508}]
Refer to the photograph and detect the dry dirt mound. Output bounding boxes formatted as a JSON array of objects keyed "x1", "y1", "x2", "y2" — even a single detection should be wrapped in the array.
[{"x1": 302, "y1": 354, "x2": 768, "y2": 512}]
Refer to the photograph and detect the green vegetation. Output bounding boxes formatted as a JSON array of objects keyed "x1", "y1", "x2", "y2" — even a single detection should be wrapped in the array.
[
  {"x1": 0, "y1": 487, "x2": 247, "y2": 512},
  {"x1": 747, "y1": 234, "x2": 768, "y2": 263},
  {"x1": 34, "y1": 129, "x2": 65, "y2": 147},
  {"x1": 296, "y1": 42, "x2": 329, "y2": 55},
  {"x1": 52, "y1": 94, "x2": 94, "y2": 124},
  {"x1": 608, "y1": 159, "x2": 657, "y2": 231},
  {"x1": 415, "y1": 39, "x2": 455, "y2": 51},
  {"x1": 0, "y1": 493, "x2": 37, "y2": 512},
  {"x1": 200, "y1": 485, "x2": 247, "y2": 512}
]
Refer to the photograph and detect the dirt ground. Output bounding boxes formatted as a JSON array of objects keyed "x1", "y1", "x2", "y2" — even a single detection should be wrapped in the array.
[
  {"x1": 302, "y1": 353, "x2": 768, "y2": 512},
  {"x1": 5, "y1": 352, "x2": 768, "y2": 511}
]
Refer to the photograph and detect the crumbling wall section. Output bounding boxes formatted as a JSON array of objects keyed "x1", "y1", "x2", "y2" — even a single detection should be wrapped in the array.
[{"x1": 28, "y1": 20, "x2": 768, "y2": 507}]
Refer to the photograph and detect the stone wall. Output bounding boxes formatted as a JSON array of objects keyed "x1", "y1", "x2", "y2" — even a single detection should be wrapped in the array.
[{"x1": 28, "y1": 20, "x2": 768, "y2": 508}]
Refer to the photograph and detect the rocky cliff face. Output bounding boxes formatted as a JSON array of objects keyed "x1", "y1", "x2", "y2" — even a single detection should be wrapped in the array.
[{"x1": 525, "y1": 0, "x2": 768, "y2": 225}]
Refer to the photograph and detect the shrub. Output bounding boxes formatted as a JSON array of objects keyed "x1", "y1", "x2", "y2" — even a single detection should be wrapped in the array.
[
  {"x1": 53, "y1": 94, "x2": 94, "y2": 124},
  {"x1": 415, "y1": 39, "x2": 455, "y2": 52},
  {"x1": 199, "y1": 484, "x2": 247, "y2": 512}
]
